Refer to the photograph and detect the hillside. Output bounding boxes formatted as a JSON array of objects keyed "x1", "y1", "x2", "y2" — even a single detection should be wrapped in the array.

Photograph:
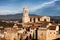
[{"x1": 0, "y1": 13, "x2": 37, "y2": 20}]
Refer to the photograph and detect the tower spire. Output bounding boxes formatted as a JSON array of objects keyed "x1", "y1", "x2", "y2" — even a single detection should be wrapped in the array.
[
  {"x1": 23, "y1": 6, "x2": 29, "y2": 16},
  {"x1": 22, "y1": 6, "x2": 30, "y2": 23}
]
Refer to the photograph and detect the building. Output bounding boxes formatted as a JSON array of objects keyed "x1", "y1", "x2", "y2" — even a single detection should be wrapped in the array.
[
  {"x1": 22, "y1": 6, "x2": 50, "y2": 27},
  {"x1": 22, "y1": 6, "x2": 60, "y2": 40},
  {"x1": 0, "y1": 6, "x2": 60, "y2": 40}
]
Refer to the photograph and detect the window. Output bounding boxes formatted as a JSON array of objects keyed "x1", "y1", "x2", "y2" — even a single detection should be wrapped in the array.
[
  {"x1": 30, "y1": 18, "x2": 31, "y2": 22},
  {"x1": 38, "y1": 18, "x2": 40, "y2": 21},
  {"x1": 38, "y1": 26, "x2": 40, "y2": 27},
  {"x1": 33, "y1": 18, "x2": 35, "y2": 23},
  {"x1": 44, "y1": 19, "x2": 46, "y2": 22}
]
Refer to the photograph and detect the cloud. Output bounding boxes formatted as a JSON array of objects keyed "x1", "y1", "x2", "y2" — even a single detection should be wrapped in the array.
[
  {"x1": 0, "y1": 5, "x2": 23, "y2": 15},
  {"x1": 0, "y1": 0, "x2": 59, "y2": 15},
  {"x1": 0, "y1": 9, "x2": 22, "y2": 15},
  {"x1": 31, "y1": 0, "x2": 58, "y2": 11}
]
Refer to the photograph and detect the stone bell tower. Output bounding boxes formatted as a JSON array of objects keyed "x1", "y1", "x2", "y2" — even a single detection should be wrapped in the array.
[{"x1": 22, "y1": 6, "x2": 30, "y2": 23}]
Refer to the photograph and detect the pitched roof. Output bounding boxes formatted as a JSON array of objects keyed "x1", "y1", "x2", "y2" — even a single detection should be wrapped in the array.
[
  {"x1": 29, "y1": 16, "x2": 42, "y2": 18},
  {"x1": 48, "y1": 26, "x2": 56, "y2": 30}
]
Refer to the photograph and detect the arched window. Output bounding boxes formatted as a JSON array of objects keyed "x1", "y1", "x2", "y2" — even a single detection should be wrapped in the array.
[
  {"x1": 34, "y1": 18, "x2": 35, "y2": 23},
  {"x1": 44, "y1": 19, "x2": 46, "y2": 22}
]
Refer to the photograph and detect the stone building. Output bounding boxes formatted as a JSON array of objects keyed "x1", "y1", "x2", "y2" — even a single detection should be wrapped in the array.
[
  {"x1": 22, "y1": 6, "x2": 50, "y2": 27},
  {"x1": 22, "y1": 6, "x2": 60, "y2": 40},
  {"x1": 22, "y1": 6, "x2": 50, "y2": 23},
  {"x1": 0, "y1": 7, "x2": 60, "y2": 40},
  {"x1": 37, "y1": 24, "x2": 59, "y2": 40}
]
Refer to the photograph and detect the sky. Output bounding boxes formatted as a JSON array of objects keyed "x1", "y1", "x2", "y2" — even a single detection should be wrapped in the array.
[{"x1": 0, "y1": 0, "x2": 60, "y2": 16}]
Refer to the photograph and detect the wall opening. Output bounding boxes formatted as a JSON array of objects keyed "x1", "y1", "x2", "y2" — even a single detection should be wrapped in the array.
[
  {"x1": 38, "y1": 18, "x2": 40, "y2": 21},
  {"x1": 44, "y1": 19, "x2": 46, "y2": 22},
  {"x1": 34, "y1": 18, "x2": 35, "y2": 23}
]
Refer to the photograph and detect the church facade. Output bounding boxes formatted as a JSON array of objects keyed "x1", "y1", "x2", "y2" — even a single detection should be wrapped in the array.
[
  {"x1": 22, "y1": 6, "x2": 51, "y2": 27},
  {"x1": 22, "y1": 6, "x2": 50, "y2": 23}
]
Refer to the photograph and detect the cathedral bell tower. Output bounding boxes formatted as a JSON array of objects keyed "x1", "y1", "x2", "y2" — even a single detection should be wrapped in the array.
[{"x1": 22, "y1": 6, "x2": 30, "y2": 23}]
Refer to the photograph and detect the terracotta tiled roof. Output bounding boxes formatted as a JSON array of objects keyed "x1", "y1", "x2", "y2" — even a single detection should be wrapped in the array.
[
  {"x1": 51, "y1": 23, "x2": 58, "y2": 26},
  {"x1": 23, "y1": 22, "x2": 49, "y2": 28},
  {"x1": 24, "y1": 23, "x2": 34, "y2": 25},
  {"x1": 48, "y1": 26, "x2": 56, "y2": 30},
  {"x1": 29, "y1": 16, "x2": 43, "y2": 18},
  {"x1": 39, "y1": 29, "x2": 47, "y2": 31},
  {"x1": 47, "y1": 23, "x2": 58, "y2": 30},
  {"x1": 30, "y1": 26, "x2": 38, "y2": 28},
  {"x1": 29, "y1": 16, "x2": 50, "y2": 18},
  {"x1": 36, "y1": 21, "x2": 49, "y2": 23},
  {"x1": 34, "y1": 21, "x2": 49, "y2": 26}
]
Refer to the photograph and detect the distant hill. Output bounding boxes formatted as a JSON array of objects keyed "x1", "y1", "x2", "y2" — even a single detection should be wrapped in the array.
[
  {"x1": 0, "y1": 13, "x2": 60, "y2": 23},
  {"x1": 0, "y1": 13, "x2": 37, "y2": 20},
  {"x1": 50, "y1": 16, "x2": 60, "y2": 23}
]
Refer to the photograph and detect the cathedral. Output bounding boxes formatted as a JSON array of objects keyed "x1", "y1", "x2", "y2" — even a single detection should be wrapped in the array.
[{"x1": 22, "y1": 6, "x2": 50, "y2": 27}]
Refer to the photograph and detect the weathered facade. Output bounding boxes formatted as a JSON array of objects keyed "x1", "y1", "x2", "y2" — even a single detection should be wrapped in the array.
[
  {"x1": 22, "y1": 7, "x2": 60, "y2": 40},
  {"x1": 22, "y1": 6, "x2": 50, "y2": 27},
  {"x1": 0, "y1": 7, "x2": 60, "y2": 40}
]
